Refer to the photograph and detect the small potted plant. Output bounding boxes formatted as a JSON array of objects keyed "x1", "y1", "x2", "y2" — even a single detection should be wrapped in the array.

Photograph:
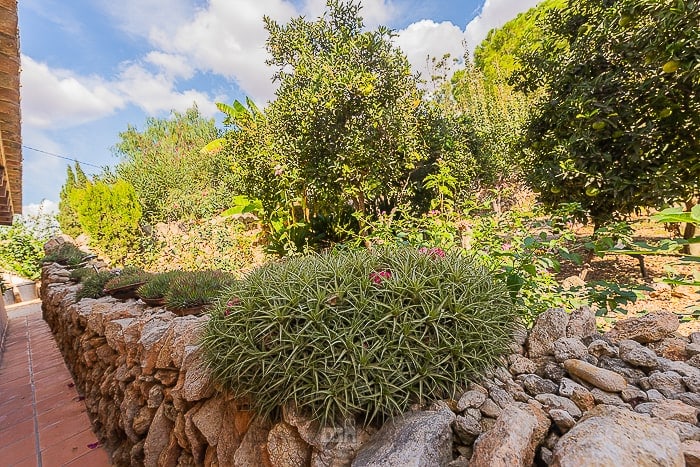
[
  {"x1": 137, "y1": 270, "x2": 184, "y2": 306},
  {"x1": 103, "y1": 267, "x2": 153, "y2": 300},
  {"x1": 76, "y1": 270, "x2": 118, "y2": 301},
  {"x1": 164, "y1": 270, "x2": 235, "y2": 316},
  {"x1": 41, "y1": 243, "x2": 90, "y2": 268}
]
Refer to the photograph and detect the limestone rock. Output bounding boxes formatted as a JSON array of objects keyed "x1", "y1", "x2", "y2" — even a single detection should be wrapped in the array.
[
  {"x1": 452, "y1": 415, "x2": 482, "y2": 444},
  {"x1": 587, "y1": 340, "x2": 617, "y2": 358},
  {"x1": 618, "y1": 339, "x2": 658, "y2": 368},
  {"x1": 648, "y1": 371, "x2": 686, "y2": 398},
  {"x1": 590, "y1": 388, "x2": 629, "y2": 408},
  {"x1": 551, "y1": 405, "x2": 683, "y2": 467},
  {"x1": 352, "y1": 408, "x2": 455, "y2": 467},
  {"x1": 144, "y1": 403, "x2": 177, "y2": 467},
  {"x1": 684, "y1": 440, "x2": 700, "y2": 467},
  {"x1": 535, "y1": 394, "x2": 582, "y2": 419},
  {"x1": 566, "y1": 307, "x2": 596, "y2": 339},
  {"x1": 667, "y1": 420, "x2": 700, "y2": 442},
  {"x1": 266, "y1": 422, "x2": 312, "y2": 467},
  {"x1": 469, "y1": 403, "x2": 550, "y2": 467},
  {"x1": 649, "y1": 399, "x2": 699, "y2": 424},
  {"x1": 508, "y1": 354, "x2": 537, "y2": 376},
  {"x1": 649, "y1": 337, "x2": 688, "y2": 361},
  {"x1": 563, "y1": 359, "x2": 627, "y2": 392},
  {"x1": 606, "y1": 312, "x2": 679, "y2": 343},
  {"x1": 479, "y1": 398, "x2": 502, "y2": 418},
  {"x1": 519, "y1": 374, "x2": 559, "y2": 396},
  {"x1": 191, "y1": 396, "x2": 224, "y2": 446},
  {"x1": 552, "y1": 338, "x2": 589, "y2": 363},
  {"x1": 549, "y1": 409, "x2": 576, "y2": 434},
  {"x1": 457, "y1": 390, "x2": 486, "y2": 412},
  {"x1": 233, "y1": 416, "x2": 272, "y2": 467},
  {"x1": 527, "y1": 308, "x2": 569, "y2": 358}
]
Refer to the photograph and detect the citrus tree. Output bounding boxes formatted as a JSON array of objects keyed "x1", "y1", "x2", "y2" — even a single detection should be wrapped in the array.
[
  {"x1": 261, "y1": 0, "x2": 427, "y2": 221},
  {"x1": 515, "y1": 0, "x2": 700, "y2": 226}
]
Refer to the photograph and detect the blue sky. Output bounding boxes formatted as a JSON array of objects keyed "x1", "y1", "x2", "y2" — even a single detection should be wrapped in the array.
[{"x1": 18, "y1": 0, "x2": 541, "y2": 212}]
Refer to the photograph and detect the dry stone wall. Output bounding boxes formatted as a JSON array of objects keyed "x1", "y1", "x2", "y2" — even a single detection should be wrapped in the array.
[{"x1": 41, "y1": 259, "x2": 700, "y2": 466}]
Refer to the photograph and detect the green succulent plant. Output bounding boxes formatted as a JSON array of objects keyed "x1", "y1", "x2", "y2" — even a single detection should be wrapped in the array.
[
  {"x1": 76, "y1": 270, "x2": 117, "y2": 301},
  {"x1": 69, "y1": 267, "x2": 93, "y2": 283},
  {"x1": 104, "y1": 267, "x2": 153, "y2": 291},
  {"x1": 164, "y1": 270, "x2": 235, "y2": 312},
  {"x1": 41, "y1": 243, "x2": 87, "y2": 268},
  {"x1": 202, "y1": 246, "x2": 521, "y2": 426},
  {"x1": 136, "y1": 270, "x2": 185, "y2": 300}
]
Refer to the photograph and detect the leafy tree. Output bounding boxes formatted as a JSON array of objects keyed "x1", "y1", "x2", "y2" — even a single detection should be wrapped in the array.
[
  {"x1": 260, "y1": 0, "x2": 427, "y2": 222},
  {"x1": 437, "y1": 63, "x2": 532, "y2": 208},
  {"x1": 113, "y1": 106, "x2": 233, "y2": 223},
  {"x1": 515, "y1": 0, "x2": 700, "y2": 226},
  {"x1": 0, "y1": 208, "x2": 58, "y2": 280},
  {"x1": 474, "y1": 0, "x2": 565, "y2": 82},
  {"x1": 57, "y1": 163, "x2": 88, "y2": 237},
  {"x1": 69, "y1": 179, "x2": 142, "y2": 263}
]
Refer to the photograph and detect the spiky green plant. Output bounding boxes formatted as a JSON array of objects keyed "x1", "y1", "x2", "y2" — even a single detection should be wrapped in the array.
[
  {"x1": 164, "y1": 270, "x2": 235, "y2": 311},
  {"x1": 69, "y1": 267, "x2": 92, "y2": 283},
  {"x1": 41, "y1": 243, "x2": 86, "y2": 268},
  {"x1": 76, "y1": 270, "x2": 117, "y2": 300},
  {"x1": 136, "y1": 270, "x2": 185, "y2": 300},
  {"x1": 104, "y1": 267, "x2": 153, "y2": 291},
  {"x1": 202, "y1": 246, "x2": 521, "y2": 426}
]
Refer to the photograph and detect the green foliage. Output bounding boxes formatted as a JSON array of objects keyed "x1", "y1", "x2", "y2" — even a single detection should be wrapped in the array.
[
  {"x1": 437, "y1": 63, "x2": 532, "y2": 202},
  {"x1": 202, "y1": 247, "x2": 519, "y2": 425},
  {"x1": 515, "y1": 0, "x2": 700, "y2": 224},
  {"x1": 0, "y1": 210, "x2": 58, "y2": 280},
  {"x1": 58, "y1": 163, "x2": 88, "y2": 238},
  {"x1": 131, "y1": 216, "x2": 264, "y2": 274},
  {"x1": 473, "y1": 0, "x2": 565, "y2": 81},
  {"x1": 69, "y1": 179, "x2": 143, "y2": 263},
  {"x1": 69, "y1": 267, "x2": 92, "y2": 283},
  {"x1": 104, "y1": 267, "x2": 153, "y2": 291},
  {"x1": 76, "y1": 270, "x2": 116, "y2": 301},
  {"x1": 114, "y1": 106, "x2": 235, "y2": 223},
  {"x1": 136, "y1": 270, "x2": 185, "y2": 300},
  {"x1": 164, "y1": 270, "x2": 235, "y2": 311},
  {"x1": 41, "y1": 242, "x2": 86, "y2": 268},
  {"x1": 224, "y1": 1, "x2": 430, "y2": 253}
]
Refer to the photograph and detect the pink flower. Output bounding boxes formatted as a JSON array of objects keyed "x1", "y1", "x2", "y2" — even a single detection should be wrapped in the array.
[
  {"x1": 419, "y1": 247, "x2": 446, "y2": 258},
  {"x1": 274, "y1": 165, "x2": 284, "y2": 176},
  {"x1": 370, "y1": 270, "x2": 392, "y2": 285},
  {"x1": 501, "y1": 243, "x2": 512, "y2": 252},
  {"x1": 225, "y1": 297, "x2": 241, "y2": 316}
]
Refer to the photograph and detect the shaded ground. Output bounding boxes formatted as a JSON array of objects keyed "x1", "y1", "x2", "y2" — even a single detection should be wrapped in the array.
[{"x1": 555, "y1": 216, "x2": 699, "y2": 335}]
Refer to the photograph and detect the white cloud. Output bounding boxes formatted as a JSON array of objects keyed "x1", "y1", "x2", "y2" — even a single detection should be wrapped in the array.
[
  {"x1": 97, "y1": 0, "x2": 196, "y2": 41},
  {"x1": 303, "y1": 0, "x2": 396, "y2": 28},
  {"x1": 394, "y1": 20, "x2": 466, "y2": 82},
  {"x1": 23, "y1": 200, "x2": 58, "y2": 216},
  {"x1": 21, "y1": 55, "x2": 126, "y2": 129},
  {"x1": 144, "y1": 52, "x2": 195, "y2": 80},
  {"x1": 464, "y1": 0, "x2": 541, "y2": 54},
  {"x1": 116, "y1": 63, "x2": 218, "y2": 116},
  {"x1": 149, "y1": 0, "x2": 297, "y2": 104}
]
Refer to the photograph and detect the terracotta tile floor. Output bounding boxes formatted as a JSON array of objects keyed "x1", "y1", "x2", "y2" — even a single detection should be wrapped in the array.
[{"x1": 0, "y1": 302, "x2": 112, "y2": 466}]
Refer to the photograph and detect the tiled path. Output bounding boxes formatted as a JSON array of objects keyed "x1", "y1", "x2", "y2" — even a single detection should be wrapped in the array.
[{"x1": 0, "y1": 301, "x2": 112, "y2": 466}]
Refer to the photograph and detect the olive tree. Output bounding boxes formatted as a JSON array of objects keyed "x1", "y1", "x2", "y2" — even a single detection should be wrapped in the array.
[{"x1": 515, "y1": 0, "x2": 699, "y2": 226}]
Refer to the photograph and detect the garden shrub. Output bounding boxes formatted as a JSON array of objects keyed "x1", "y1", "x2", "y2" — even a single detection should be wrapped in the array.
[
  {"x1": 165, "y1": 270, "x2": 235, "y2": 312},
  {"x1": 41, "y1": 243, "x2": 86, "y2": 268},
  {"x1": 136, "y1": 270, "x2": 185, "y2": 300},
  {"x1": 202, "y1": 246, "x2": 520, "y2": 425},
  {"x1": 69, "y1": 179, "x2": 142, "y2": 263},
  {"x1": 76, "y1": 270, "x2": 117, "y2": 301}
]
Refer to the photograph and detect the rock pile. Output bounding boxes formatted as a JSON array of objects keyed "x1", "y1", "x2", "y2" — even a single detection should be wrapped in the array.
[
  {"x1": 425, "y1": 307, "x2": 698, "y2": 466},
  {"x1": 41, "y1": 258, "x2": 699, "y2": 466}
]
